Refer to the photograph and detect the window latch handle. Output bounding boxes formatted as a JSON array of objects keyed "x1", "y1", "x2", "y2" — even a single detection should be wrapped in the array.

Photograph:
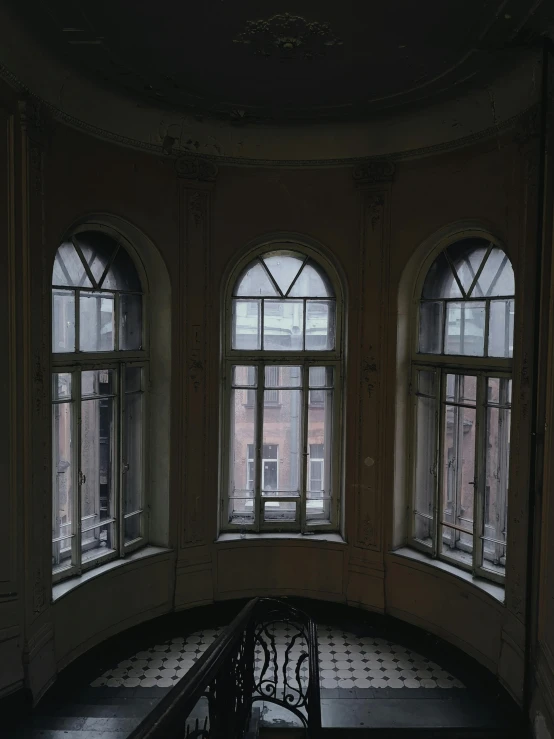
[
  {"x1": 122, "y1": 463, "x2": 130, "y2": 474},
  {"x1": 78, "y1": 470, "x2": 86, "y2": 485}
]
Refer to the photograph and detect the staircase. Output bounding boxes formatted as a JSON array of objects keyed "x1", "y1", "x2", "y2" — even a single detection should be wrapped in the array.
[{"x1": 7, "y1": 598, "x2": 529, "y2": 739}]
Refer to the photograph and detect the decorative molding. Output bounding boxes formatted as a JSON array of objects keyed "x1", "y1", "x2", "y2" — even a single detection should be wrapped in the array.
[
  {"x1": 367, "y1": 194, "x2": 385, "y2": 231},
  {"x1": 362, "y1": 353, "x2": 378, "y2": 399},
  {"x1": 175, "y1": 156, "x2": 218, "y2": 182},
  {"x1": 233, "y1": 13, "x2": 343, "y2": 59},
  {"x1": 353, "y1": 160, "x2": 395, "y2": 185},
  {"x1": 0, "y1": 64, "x2": 534, "y2": 167},
  {"x1": 188, "y1": 191, "x2": 205, "y2": 228}
]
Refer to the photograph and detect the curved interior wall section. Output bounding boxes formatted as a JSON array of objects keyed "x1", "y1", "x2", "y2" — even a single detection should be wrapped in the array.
[
  {"x1": 0, "y1": 2, "x2": 542, "y2": 164},
  {"x1": 0, "y1": 71, "x2": 547, "y2": 724}
]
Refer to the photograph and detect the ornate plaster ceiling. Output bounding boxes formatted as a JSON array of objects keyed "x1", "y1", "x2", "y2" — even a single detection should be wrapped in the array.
[{"x1": 5, "y1": 0, "x2": 551, "y2": 123}]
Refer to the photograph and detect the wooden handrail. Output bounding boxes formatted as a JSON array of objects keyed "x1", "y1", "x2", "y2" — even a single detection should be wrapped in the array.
[
  {"x1": 128, "y1": 598, "x2": 259, "y2": 739},
  {"x1": 127, "y1": 595, "x2": 321, "y2": 739}
]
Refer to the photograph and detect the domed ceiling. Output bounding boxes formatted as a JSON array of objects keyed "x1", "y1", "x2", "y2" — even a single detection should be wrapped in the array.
[{"x1": 5, "y1": 0, "x2": 551, "y2": 122}]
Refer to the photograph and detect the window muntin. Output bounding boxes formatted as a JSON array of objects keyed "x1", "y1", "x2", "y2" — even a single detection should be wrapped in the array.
[
  {"x1": 224, "y1": 247, "x2": 341, "y2": 533},
  {"x1": 410, "y1": 238, "x2": 513, "y2": 584},
  {"x1": 418, "y1": 238, "x2": 515, "y2": 359},
  {"x1": 51, "y1": 231, "x2": 147, "y2": 582}
]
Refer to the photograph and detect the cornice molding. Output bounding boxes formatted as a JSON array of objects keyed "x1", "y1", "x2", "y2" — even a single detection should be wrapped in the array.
[
  {"x1": 0, "y1": 63, "x2": 537, "y2": 168},
  {"x1": 175, "y1": 155, "x2": 218, "y2": 182},
  {"x1": 352, "y1": 160, "x2": 395, "y2": 186}
]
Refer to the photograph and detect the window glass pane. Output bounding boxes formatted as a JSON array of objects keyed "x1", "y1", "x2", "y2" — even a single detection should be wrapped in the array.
[
  {"x1": 53, "y1": 372, "x2": 72, "y2": 401},
  {"x1": 447, "y1": 242, "x2": 489, "y2": 296},
  {"x1": 265, "y1": 366, "x2": 301, "y2": 387},
  {"x1": 234, "y1": 260, "x2": 278, "y2": 297},
  {"x1": 123, "y1": 391, "x2": 143, "y2": 521},
  {"x1": 482, "y1": 377, "x2": 510, "y2": 577},
  {"x1": 229, "y1": 388, "x2": 256, "y2": 523},
  {"x1": 440, "y1": 525, "x2": 473, "y2": 567},
  {"x1": 262, "y1": 390, "x2": 302, "y2": 494},
  {"x1": 488, "y1": 299, "x2": 514, "y2": 358},
  {"x1": 422, "y1": 251, "x2": 462, "y2": 299},
  {"x1": 413, "y1": 370, "x2": 436, "y2": 547},
  {"x1": 233, "y1": 299, "x2": 261, "y2": 350},
  {"x1": 263, "y1": 500, "x2": 297, "y2": 522},
  {"x1": 418, "y1": 301, "x2": 443, "y2": 354},
  {"x1": 81, "y1": 523, "x2": 116, "y2": 564},
  {"x1": 80, "y1": 293, "x2": 115, "y2": 352},
  {"x1": 305, "y1": 300, "x2": 335, "y2": 351},
  {"x1": 262, "y1": 252, "x2": 304, "y2": 295},
  {"x1": 82, "y1": 369, "x2": 115, "y2": 397},
  {"x1": 232, "y1": 365, "x2": 257, "y2": 387},
  {"x1": 309, "y1": 366, "x2": 333, "y2": 387},
  {"x1": 441, "y1": 376, "x2": 476, "y2": 562},
  {"x1": 306, "y1": 384, "x2": 333, "y2": 523},
  {"x1": 103, "y1": 244, "x2": 142, "y2": 292},
  {"x1": 445, "y1": 301, "x2": 485, "y2": 356},
  {"x1": 263, "y1": 300, "x2": 303, "y2": 351},
  {"x1": 52, "y1": 242, "x2": 92, "y2": 288},
  {"x1": 52, "y1": 289, "x2": 75, "y2": 353},
  {"x1": 475, "y1": 248, "x2": 514, "y2": 297},
  {"x1": 288, "y1": 262, "x2": 333, "y2": 298},
  {"x1": 119, "y1": 293, "x2": 142, "y2": 350},
  {"x1": 80, "y1": 396, "x2": 115, "y2": 559},
  {"x1": 52, "y1": 401, "x2": 73, "y2": 571},
  {"x1": 125, "y1": 513, "x2": 142, "y2": 544},
  {"x1": 125, "y1": 366, "x2": 142, "y2": 393}
]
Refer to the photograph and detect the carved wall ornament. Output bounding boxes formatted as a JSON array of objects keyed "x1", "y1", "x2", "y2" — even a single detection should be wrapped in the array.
[
  {"x1": 353, "y1": 160, "x2": 395, "y2": 185},
  {"x1": 362, "y1": 356, "x2": 378, "y2": 398},
  {"x1": 175, "y1": 155, "x2": 218, "y2": 181},
  {"x1": 188, "y1": 358, "x2": 204, "y2": 393},
  {"x1": 233, "y1": 13, "x2": 343, "y2": 59},
  {"x1": 367, "y1": 193, "x2": 385, "y2": 231},
  {"x1": 188, "y1": 191, "x2": 204, "y2": 228}
]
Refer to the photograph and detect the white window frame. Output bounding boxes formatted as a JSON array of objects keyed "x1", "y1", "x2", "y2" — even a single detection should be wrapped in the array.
[
  {"x1": 408, "y1": 234, "x2": 513, "y2": 585},
  {"x1": 51, "y1": 227, "x2": 149, "y2": 584},
  {"x1": 220, "y1": 240, "x2": 344, "y2": 534}
]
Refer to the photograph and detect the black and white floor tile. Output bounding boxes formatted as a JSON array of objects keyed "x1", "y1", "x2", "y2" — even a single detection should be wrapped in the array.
[{"x1": 90, "y1": 624, "x2": 464, "y2": 691}]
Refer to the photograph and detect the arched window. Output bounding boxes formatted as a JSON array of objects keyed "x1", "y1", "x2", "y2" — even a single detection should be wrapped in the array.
[
  {"x1": 411, "y1": 236, "x2": 514, "y2": 583},
  {"x1": 51, "y1": 229, "x2": 147, "y2": 581},
  {"x1": 222, "y1": 244, "x2": 342, "y2": 533}
]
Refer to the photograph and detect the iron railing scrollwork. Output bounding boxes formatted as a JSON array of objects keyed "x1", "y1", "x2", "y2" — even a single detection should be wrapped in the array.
[{"x1": 127, "y1": 597, "x2": 321, "y2": 739}]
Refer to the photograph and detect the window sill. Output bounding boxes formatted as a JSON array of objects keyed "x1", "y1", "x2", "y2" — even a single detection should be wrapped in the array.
[
  {"x1": 389, "y1": 547, "x2": 505, "y2": 604},
  {"x1": 52, "y1": 545, "x2": 173, "y2": 603},
  {"x1": 216, "y1": 532, "x2": 346, "y2": 544}
]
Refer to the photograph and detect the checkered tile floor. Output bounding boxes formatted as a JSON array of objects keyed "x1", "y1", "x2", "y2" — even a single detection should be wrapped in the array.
[{"x1": 90, "y1": 624, "x2": 465, "y2": 691}]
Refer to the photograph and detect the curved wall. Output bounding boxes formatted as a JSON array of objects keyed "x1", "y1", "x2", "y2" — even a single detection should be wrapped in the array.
[
  {"x1": 0, "y1": 2, "x2": 542, "y2": 164},
  {"x1": 0, "y1": 71, "x2": 540, "y2": 713}
]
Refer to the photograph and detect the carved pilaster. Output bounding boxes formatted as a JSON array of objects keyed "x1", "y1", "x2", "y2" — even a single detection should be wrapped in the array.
[
  {"x1": 179, "y1": 173, "x2": 215, "y2": 549},
  {"x1": 351, "y1": 164, "x2": 393, "y2": 552}
]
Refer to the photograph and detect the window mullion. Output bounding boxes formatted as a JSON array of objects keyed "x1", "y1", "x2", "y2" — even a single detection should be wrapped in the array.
[
  {"x1": 118, "y1": 364, "x2": 125, "y2": 557},
  {"x1": 254, "y1": 361, "x2": 264, "y2": 532},
  {"x1": 434, "y1": 370, "x2": 445, "y2": 558},
  {"x1": 75, "y1": 369, "x2": 82, "y2": 573},
  {"x1": 75, "y1": 289, "x2": 80, "y2": 353},
  {"x1": 484, "y1": 300, "x2": 490, "y2": 357},
  {"x1": 114, "y1": 292, "x2": 120, "y2": 351},
  {"x1": 299, "y1": 364, "x2": 309, "y2": 532},
  {"x1": 453, "y1": 376, "x2": 464, "y2": 549},
  {"x1": 474, "y1": 373, "x2": 486, "y2": 575}
]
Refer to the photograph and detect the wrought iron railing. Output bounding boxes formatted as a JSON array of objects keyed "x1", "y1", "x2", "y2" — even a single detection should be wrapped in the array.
[{"x1": 127, "y1": 597, "x2": 321, "y2": 739}]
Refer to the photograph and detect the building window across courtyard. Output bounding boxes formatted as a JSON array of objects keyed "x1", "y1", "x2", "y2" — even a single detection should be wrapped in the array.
[
  {"x1": 410, "y1": 236, "x2": 514, "y2": 583},
  {"x1": 222, "y1": 244, "x2": 342, "y2": 532},
  {"x1": 51, "y1": 229, "x2": 148, "y2": 582}
]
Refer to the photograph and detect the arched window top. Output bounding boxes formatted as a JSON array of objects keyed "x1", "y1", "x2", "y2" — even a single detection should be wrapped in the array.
[
  {"x1": 230, "y1": 246, "x2": 337, "y2": 353},
  {"x1": 419, "y1": 237, "x2": 514, "y2": 359},
  {"x1": 422, "y1": 238, "x2": 514, "y2": 300},
  {"x1": 52, "y1": 230, "x2": 142, "y2": 293},
  {"x1": 233, "y1": 249, "x2": 334, "y2": 299},
  {"x1": 52, "y1": 229, "x2": 143, "y2": 355}
]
